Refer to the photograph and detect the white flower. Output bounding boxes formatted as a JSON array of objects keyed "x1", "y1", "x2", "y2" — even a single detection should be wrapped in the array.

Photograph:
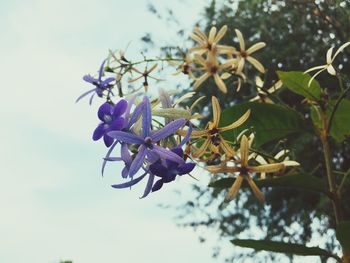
[{"x1": 304, "y1": 42, "x2": 350, "y2": 86}]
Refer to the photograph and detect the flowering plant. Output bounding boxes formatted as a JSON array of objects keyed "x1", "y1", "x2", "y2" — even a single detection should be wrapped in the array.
[{"x1": 78, "y1": 25, "x2": 350, "y2": 262}]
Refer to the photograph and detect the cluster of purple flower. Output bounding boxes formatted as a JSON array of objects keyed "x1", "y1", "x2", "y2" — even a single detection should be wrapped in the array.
[{"x1": 79, "y1": 71, "x2": 196, "y2": 197}]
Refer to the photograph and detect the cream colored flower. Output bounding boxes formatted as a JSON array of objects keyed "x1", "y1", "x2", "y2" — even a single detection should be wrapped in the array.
[
  {"x1": 234, "y1": 29, "x2": 266, "y2": 73},
  {"x1": 206, "y1": 134, "x2": 286, "y2": 203},
  {"x1": 219, "y1": 56, "x2": 247, "y2": 92},
  {"x1": 304, "y1": 42, "x2": 350, "y2": 86},
  {"x1": 180, "y1": 96, "x2": 250, "y2": 159},
  {"x1": 169, "y1": 54, "x2": 194, "y2": 77},
  {"x1": 250, "y1": 149, "x2": 299, "y2": 180},
  {"x1": 250, "y1": 76, "x2": 283, "y2": 103},
  {"x1": 189, "y1": 25, "x2": 236, "y2": 55},
  {"x1": 192, "y1": 53, "x2": 235, "y2": 93}
]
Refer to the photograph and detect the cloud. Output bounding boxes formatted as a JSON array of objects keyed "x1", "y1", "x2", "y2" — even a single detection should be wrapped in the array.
[{"x1": 0, "y1": 0, "x2": 214, "y2": 262}]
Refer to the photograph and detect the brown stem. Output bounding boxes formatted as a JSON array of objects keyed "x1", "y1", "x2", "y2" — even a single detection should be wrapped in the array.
[{"x1": 321, "y1": 135, "x2": 343, "y2": 225}]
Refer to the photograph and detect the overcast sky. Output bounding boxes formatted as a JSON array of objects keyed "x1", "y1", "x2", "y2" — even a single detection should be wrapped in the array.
[
  {"x1": 0, "y1": 1, "x2": 226, "y2": 262},
  {"x1": 0, "y1": 1, "x2": 330, "y2": 262}
]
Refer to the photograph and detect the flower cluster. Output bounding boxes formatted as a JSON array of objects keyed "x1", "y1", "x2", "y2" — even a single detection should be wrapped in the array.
[{"x1": 78, "y1": 25, "x2": 303, "y2": 203}]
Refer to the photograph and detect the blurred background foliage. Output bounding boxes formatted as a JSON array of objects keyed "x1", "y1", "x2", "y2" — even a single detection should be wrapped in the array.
[{"x1": 144, "y1": 0, "x2": 350, "y2": 262}]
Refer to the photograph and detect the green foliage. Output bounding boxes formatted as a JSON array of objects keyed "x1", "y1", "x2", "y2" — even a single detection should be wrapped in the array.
[
  {"x1": 210, "y1": 173, "x2": 329, "y2": 196},
  {"x1": 336, "y1": 221, "x2": 350, "y2": 253},
  {"x1": 311, "y1": 99, "x2": 350, "y2": 142},
  {"x1": 231, "y1": 239, "x2": 336, "y2": 258},
  {"x1": 277, "y1": 71, "x2": 322, "y2": 101},
  {"x1": 150, "y1": 0, "x2": 350, "y2": 262},
  {"x1": 220, "y1": 102, "x2": 308, "y2": 146}
]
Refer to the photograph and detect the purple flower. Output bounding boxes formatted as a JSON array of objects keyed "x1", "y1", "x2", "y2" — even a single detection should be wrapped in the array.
[
  {"x1": 101, "y1": 97, "x2": 145, "y2": 176},
  {"x1": 77, "y1": 60, "x2": 115, "y2": 104},
  {"x1": 93, "y1": 100, "x2": 127, "y2": 147},
  {"x1": 108, "y1": 96, "x2": 187, "y2": 178},
  {"x1": 103, "y1": 143, "x2": 132, "y2": 178},
  {"x1": 149, "y1": 147, "x2": 196, "y2": 192}
]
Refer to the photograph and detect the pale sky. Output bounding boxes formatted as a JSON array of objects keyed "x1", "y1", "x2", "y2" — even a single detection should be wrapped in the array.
[
  {"x1": 0, "y1": 0, "x2": 223, "y2": 262},
  {"x1": 0, "y1": 0, "x2": 331, "y2": 262}
]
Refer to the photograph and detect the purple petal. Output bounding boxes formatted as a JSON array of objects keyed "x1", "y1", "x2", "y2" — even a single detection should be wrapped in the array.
[
  {"x1": 98, "y1": 59, "x2": 107, "y2": 81},
  {"x1": 113, "y1": 99, "x2": 128, "y2": 118},
  {"x1": 126, "y1": 101, "x2": 144, "y2": 130},
  {"x1": 107, "y1": 131, "x2": 144, "y2": 144},
  {"x1": 93, "y1": 123, "x2": 106, "y2": 141},
  {"x1": 142, "y1": 96, "x2": 152, "y2": 137},
  {"x1": 146, "y1": 150, "x2": 160, "y2": 164},
  {"x1": 171, "y1": 147, "x2": 184, "y2": 157},
  {"x1": 179, "y1": 123, "x2": 192, "y2": 147},
  {"x1": 149, "y1": 163, "x2": 168, "y2": 177},
  {"x1": 151, "y1": 118, "x2": 186, "y2": 142},
  {"x1": 75, "y1": 88, "x2": 96, "y2": 103},
  {"x1": 89, "y1": 93, "x2": 95, "y2": 105},
  {"x1": 140, "y1": 173, "x2": 155, "y2": 198},
  {"x1": 164, "y1": 147, "x2": 183, "y2": 169},
  {"x1": 151, "y1": 179, "x2": 164, "y2": 192},
  {"x1": 125, "y1": 93, "x2": 140, "y2": 120},
  {"x1": 165, "y1": 159, "x2": 178, "y2": 170},
  {"x1": 122, "y1": 166, "x2": 129, "y2": 178},
  {"x1": 101, "y1": 140, "x2": 118, "y2": 176},
  {"x1": 83, "y1": 74, "x2": 96, "y2": 84},
  {"x1": 101, "y1": 77, "x2": 115, "y2": 86},
  {"x1": 103, "y1": 135, "x2": 114, "y2": 147},
  {"x1": 104, "y1": 157, "x2": 123, "y2": 161},
  {"x1": 98, "y1": 103, "x2": 112, "y2": 121},
  {"x1": 121, "y1": 143, "x2": 132, "y2": 164},
  {"x1": 152, "y1": 145, "x2": 185, "y2": 164},
  {"x1": 109, "y1": 117, "x2": 125, "y2": 131},
  {"x1": 111, "y1": 172, "x2": 147, "y2": 189},
  {"x1": 128, "y1": 145, "x2": 146, "y2": 177},
  {"x1": 177, "y1": 163, "x2": 196, "y2": 175}
]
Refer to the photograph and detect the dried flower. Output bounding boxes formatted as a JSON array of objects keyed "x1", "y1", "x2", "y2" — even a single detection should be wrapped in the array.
[{"x1": 129, "y1": 64, "x2": 160, "y2": 92}]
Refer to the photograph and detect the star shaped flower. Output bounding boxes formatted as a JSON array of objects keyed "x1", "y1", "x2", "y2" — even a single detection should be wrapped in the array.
[
  {"x1": 92, "y1": 100, "x2": 127, "y2": 147},
  {"x1": 304, "y1": 42, "x2": 350, "y2": 86},
  {"x1": 129, "y1": 64, "x2": 160, "y2": 92},
  {"x1": 206, "y1": 134, "x2": 286, "y2": 203},
  {"x1": 189, "y1": 25, "x2": 236, "y2": 55},
  {"x1": 234, "y1": 29, "x2": 266, "y2": 73},
  {"x1": 250, "y1": 76, "x2": 283, "y2": 103},
  {"x1": 149, "y1": 147, "x2": 196, "y2": 192},
  {"x1": 78, "y1": 59, "x2": 115, "y2": 104},
  {"x1": 192, "y1": 53, "x2": 235, "y2": 93},
  {"x1": 108, "y1": 96, "x2": 187, "y2": 178},
  {"x1": 183, "y1": 96, "x2": 251, "y2": 159}
]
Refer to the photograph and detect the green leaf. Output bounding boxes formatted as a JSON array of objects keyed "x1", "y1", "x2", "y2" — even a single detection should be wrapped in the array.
[
  {"x1": 277, "y1": 71, "x2": 322, "y2": 100},
  {"x1": 220, "y1": 102, "x2": 307, "y2": 146},
  {"x1": 328, "y1": 99, "x2": 350, "y2": 142},
  {"x1": 209, "y1": 173, "x2": 328, "y2": 195},
  {"x1": 231, "y1": 239, "x2": 335, "y2": 258},
  {"x1": 336, "y1": 221, "x2": 350, "y2": 253},
  {"x1": 310, "y1": 99, "x2": 350, "y2": 142}
]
